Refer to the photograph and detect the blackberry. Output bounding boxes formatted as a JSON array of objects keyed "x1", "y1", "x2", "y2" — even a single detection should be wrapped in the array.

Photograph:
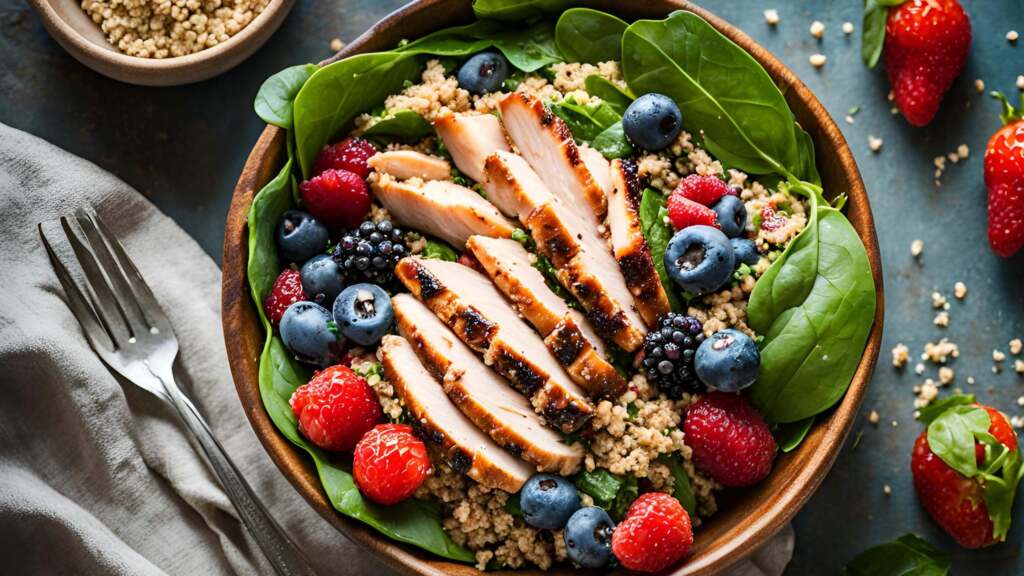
[
  {"x1": 641, "y1": 313, "x2": 705, "y2": 399},
  {"x1": 332, "y1": 219, "x2": 406, "y2": 285}
]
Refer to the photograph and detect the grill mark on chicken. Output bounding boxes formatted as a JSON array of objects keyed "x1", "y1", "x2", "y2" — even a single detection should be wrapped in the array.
[
  {"x1": 487, "y1": 348, "x2": 546, "y2": 396},
  {"x1": 415, "y1": 265, "x2": 446, "y2": 301},
  {"x1": 546, "y1": 321, "x2": 586, "y2": 366}
]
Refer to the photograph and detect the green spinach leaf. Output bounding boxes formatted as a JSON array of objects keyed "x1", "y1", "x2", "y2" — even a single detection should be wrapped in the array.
[
  {"x1": 661, "y1": 454, "x2": 697, "y2": 517},
  {"x1": 591, "y1": 121, "x2": 633, "y2": 158},
  {"x1": 362, "y1": 109, "x2": 434, "y2": 142},
  {"x1": 254, "y1": 64, "x2": 318, "y2": 130},
  {"x1": 574, "y1": 468, "x2": 624, "y2": 507},
  {"x1": 555, "y1": 7, "x2": 628, "y2": 63},
  {"x1": 472, "y1": 0, "x2": 578, "y2": 21},
  {"x1": 917, "y1": 394, "x2": 975, "y2": 425},
  {"x1": 492, "y1": 19, "x2": 564, "y2": 72},
  {"x1": 399, "y1": 18, "x2": 562, "y2": 72},
  {"x1": 397, "y1": 20, "x2": 501, "y2": 56},
  {"x1": 422, "y1": 238, "x2": 459, "y2": 261},
  {"x1": 842, "y1": 533, "x2": 950, "y2": 576},
  {"x1": 927, "y1": 405, "x2": 991, "y2": 478},
  {"x1": 638, "y1": 188, "x2": 683, "y2": 311},
  {"x1": 794, "y1": 124, "x2": 822, "y2": 186},
  {"x1": 774, "y1": 416, "x2": 815, "y2": 453},
  {"x1": 548, "y1": 94, "x2": 621, "y2": 142},
  {"x1": 622, "y1": 11, "x2": 801, "y2": 179},
  {"x1": 584, "y1": 75, "x2": 634, "y2": 116}
]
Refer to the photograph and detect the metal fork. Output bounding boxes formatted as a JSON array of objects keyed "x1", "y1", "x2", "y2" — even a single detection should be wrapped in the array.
[{"x1": 40, "y1": 209, "x2": 318, "y2": 576}]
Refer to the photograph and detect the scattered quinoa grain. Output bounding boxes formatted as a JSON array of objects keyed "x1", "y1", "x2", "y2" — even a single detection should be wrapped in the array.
[
  {"x1": 931, "y1": 291, "x2": 947, "y2": 309},
  {"x1": 994, "y1": 349, "x2": 1007, "y2": 362},
  {"x1": 933, "y1": 312, "x2": 950, "y2": 328},
  {"x1": 1010, "y1": 339, "x2": 1022, "y2": 355},
  {"x1": 883, "y1": 484, "x2": 892, "y2": 495},
  {"x1": 810, "y1": 21, "x2": 825, "y2": 39},
  {"x1": 868, "y1": 135, "x2": 884, "y2": 153},
  {"x1": 967, "y1": 376, "x2": 976, "y2": 385},
  {"x1": 915, "y1": 363, "x2": 926, "y2": 375},
  {"x1": 892, "y1": 343, "x2": 910, "y2": 368},
  {"x1": 923, "y1": 339, "x2": 959, "y2": 364},
  {"x1": 1012, "y1": 416, "x2": 1024, "y2": 429},
  {"x1": 1015, "y1": 359, "x2": 1024, "y2": 374},
  {"x1": 1017, "y1": 75, "x2": 1024, "y2": 91},
  {"x1": 1008, "y1": 30, "x2": 1020, "y2": 43},
  {"x1": 330, "y1": 38, "x2": 345, "y2": 52},
  {"x1": 809, "y1": 53, "x2": 827, "y2": 68},
  {"x1": 938, "y1": 366, "x2": 954, "y2": 385},
  {"x1": 892, "y1": 420, "x2": 899, "y2": 428},
  {"x1": 868, "y1": 410, "x2": 880, "y2": 424},
  {"x1": 975, "y1": 79, "x2": 986, "y2": 92},
  {"x1": 764, "y1": 9, "x2": 780, "y2": 25},
  {"x1": 911, "y1": 239, "x2": 924, "y2": 257},
  {"x1": 842, "y1": 22, "x2": 855, "y2": 35},
  {"x1": 954, "y1": 282, "x2": 967, "y2": 299},
  {"x1": 845, "y1": 115, "x2": 855, "y2": 124}
]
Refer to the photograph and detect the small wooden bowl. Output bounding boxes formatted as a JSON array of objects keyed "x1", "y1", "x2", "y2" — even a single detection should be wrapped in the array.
[
  {"x1": 222, "y1": 1, "x2": 885, "y2": 574},
  {"x1": 27, "y1": 0, "x2": 294, "y2": 86}
]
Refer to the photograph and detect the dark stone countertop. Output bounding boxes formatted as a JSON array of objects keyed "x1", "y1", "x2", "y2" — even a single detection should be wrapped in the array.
[{"x1": 2, "y1": 0, "x2": 1022, "y2": 573}]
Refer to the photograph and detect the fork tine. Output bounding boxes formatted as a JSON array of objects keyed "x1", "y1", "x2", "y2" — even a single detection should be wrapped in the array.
[
  {"x1": 39, "y1": 223, "x2": 116, "y2": 352},
  {"x1": 60, "y1": 216, "x2": 133, "y2": 345},
  {"x1": 91, "y1": 211, "x2": 174, "y2": 335},
  {"x1": 74, "y1": 209, "x2": 151, "y2": 334}
]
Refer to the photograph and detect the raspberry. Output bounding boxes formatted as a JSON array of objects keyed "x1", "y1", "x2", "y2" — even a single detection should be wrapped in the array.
[
  {"x1": 673, "y1": 174, "x2": 729, "y2": 206},
  {"x1": 289, "y1": 365, "x2": 382, "y2": 452},
  {"x1": 611, "y1": 493, "x2": 693, "y2": 573},
  {"x1": 353, "y1": 423, "x2": 431, "y2": 505},
  {"x1": 666, "y1": 194, "x2": 718, "y2": 231},
  {"x1": 311, "y1": 137, "x2": 377, "y2": 179},
  {"x1": 263, "y1": 269, "x2": 306, "y2": 327},
  {"x1": 684, "y1": 392, "x2": 777, "y2": 487},
  {"x1": 299, "y1": 168, "x2": 371, "y2": 231}
]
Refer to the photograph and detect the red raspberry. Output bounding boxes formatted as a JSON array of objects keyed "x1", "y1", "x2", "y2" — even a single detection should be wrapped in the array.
[
  {"x1": 667, "y1": 194, "x2": 718, "y2": 231},
  {"x1": 299, "y1": 168, "x2": 371, "y2": 231},
  {"x1": 289, "y1": 365, "x2": 382, "y2": 452},
  {"x1": 263, "y1": 269, "x2": 306, "y2": 327},
  {"x1": 311, "y1": 137, "x2": 377, "y2": 178},
  {"x1": 673, "y1": 174, "x2": 729, "y2": 206},
  {"x1": 611, "y1": 493, "x2": 693, "y2": 573},
  {"x1": 353, "y1": 423, "x2": 431, "y2": 505},
  {"x1": 684, "y1": 392, "x2": 777, "y2": 487}
]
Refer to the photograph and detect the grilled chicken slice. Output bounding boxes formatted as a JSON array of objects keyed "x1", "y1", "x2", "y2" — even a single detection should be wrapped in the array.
[
  {"x1": 499, "y1": 92, "x2": 607, "y2": 226},
  {"x1": 371, "y1": 173, "x2": 516, "y2": 249},
  {"x1": 392, "y1": 294, "x2": 583, "y2": 475},
  {"x1": 604, "y1": 157, "x2": 672, "y2": 326},
  {"x1": 481, "y1": 151, "x2": 551, "y2": 222},
  {"x1": 395, "y1": 257, "x2": 594, "y2": 432},
  {"x1": 466, "y1": 235, "x2": 626, "y2": 398},
  {"x1": 368, "y1": 150, "x2": 451, "y2": 181},
  {"x1": 434, "y1": 112, "x2": 510, "y2": 183},
  {"x1": 380, "y1": 335, "x2": 532, "y2": 493}
]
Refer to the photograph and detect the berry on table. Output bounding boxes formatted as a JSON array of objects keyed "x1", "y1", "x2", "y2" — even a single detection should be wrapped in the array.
[
  {"x1": 711, "y1": 195, "x2": 748, "y2": 238},
  {"x1": 684, "y1": 391, "x2": 777, "y2": 487},
  {"x1": 263, "y1": 268, "x2": 306, "y2": 328},
  {"x1": 332, "y1": 219, "x2": 407, "y2": 284},
  {"x1": 664, "y1": 225, "x2": 735, "y2": 296},
  {"x1": 519, "y1": 474, "x2": 581, "y2": 530},
  {"x1": 289, "y1": 364, "x2": 382, "y2": 452},
  {"x1": 332, "y1": 283, "x2": 394, "y2": 346},
  {"x1": 984, "y1": 93, "x2": 1024, "y2": 257},
  {"x1": 623, "y1": 93, "x2": 683, "y2": 151},
  {"x1": 353, "y1": 423, "x2": 431, "y2": 505},
  {"x1": 673, "y1": 174, "x2": 730, "y2": 207},
  {"x1": 279, "y1": 301, "x2": 345, "y2": 367},
  {"x1": 457, "y1": 51, "x2": 510, "y2": 95},
  {"x1": 275, "y1": 210, "x2": 329, "y2": 264},
  {"x1": 299, "y1": 168, "x2": 371, "y2": 231},
  {"x1": 300, "y1": 254, "x2": 346, "y2": 307},
  {"x1": 611, "y1": 492, "x2": 693, "y2": 573},
  {"x1": 563, "y1": 507, "x2": 616, "y2": 568},
  {"x1": 730, "y1": 237, "x2": 760, "y2": 267},
  {"x1": 666, "y1": 193, "x2": 718, "y2": 231},
  {"x1": 311, "y1": 137, "x2": 377, "y2": 178},
  {"x1": 695, "y1": 329, "x2": 760, "y2": 393},
  {"x1": 642, "y1": 313, "x2": 705, "y2": 399}
]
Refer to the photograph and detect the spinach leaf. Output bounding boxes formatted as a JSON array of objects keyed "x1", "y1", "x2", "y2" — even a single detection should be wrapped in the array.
[
  {"x1": 622, "y1": 11, "x2": 801, "y2": 179},
  {"x1": 246, "y1": 159, "x2": 472, "y2": 563},
  {"x1": 794, "y1": 123, "x2": 822, "y2": 186},
  {"x1": 862, "y1": 0, "x2": 907, "y2": 68},
  {"x1": 917, "y1": 394, "x2": 975, "y2": 425},
  {"x1": 399, "y1": 18, "x2": 562, "y2": 73},
  {"x1": 981, "y1": 449, "x2": 1024, "y2": 541},
  {"x1": 422, "y1": 238, "x2": 459, "y2": 261},
  {"x1": 591, "y1": 121, "x2": 633, "y2": 159},
  {"x1": 574, "y1": 468, "x2": 624, "y2": 507},
  {"x1": 397, "y1": 20, "x2": 501, "y2": 56},
  {"x1": 362, "y1": 109, "x2": 434, "y2": 142},
  {"x1": 584, "y1": 75, "x2": 634, "y2": 116},
  {"x1": 473, "y1": 0, "x2": 578, "y2": 21},
  {"x1": 774, "y1": 416, "x2": 815, "y2": 453},
  {"x1": 927, "y1": 405, "x2": 991, "y2": 478},
  {"x1": 610, "y1": 475, "x2": 639, "y2": 520},
  {"x1": 661, "y1": 455, "x2": 697, "y2": 517},
  {"x1": 548, "y1": 94, "x2": 621, "y2": 142},
  {"x1": 842, "y1": 533, "x2": 950, "y2": 576},
  {"x1": 747, "y1": 184, "x2": 877, "y2": 423},
  {"x1": 638, "y1": 188, "x2": 683, "y2": 311},
  {"x1": 255, "y1": 64, "x2": 319, "y2": 130},
  {"x1": 555, "y1": 7, "x2": 628, "y2": 63},
  {"x1": 491, "y1": 19, "x2": 564, "y2": 72}
]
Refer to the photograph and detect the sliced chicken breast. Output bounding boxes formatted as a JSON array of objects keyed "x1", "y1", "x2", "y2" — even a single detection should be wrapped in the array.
[
  {"x1": 395, "y1": 257, "x2": 594, "y2": 432},
  {"x1": 392, "y1": 294, "x2": 583, "y2": 475},
  {"x1": 498, "y1": 92, "x2": 607, "y2": 226},
  {"x1": 466, "y1": 235, "x2": 626, "y2": 398},
  {"x1": 371, "y1": 173, "x2": 516, "y2": 249},
  {"x1": 368, "y1": 150, "x2": 451, "y2": 181},
  {"x1": 481, "y1": 151, "x2": 552, "y2": 221},
  {"x1": 434, "y1": 112, "x2": 511, "y2": 183},
  {"x1": 380, "y1": 335, "x2": 532, "y2": 493},
  {"x1": 604, "y1": 157, "x2": 672, "y2": 326}
]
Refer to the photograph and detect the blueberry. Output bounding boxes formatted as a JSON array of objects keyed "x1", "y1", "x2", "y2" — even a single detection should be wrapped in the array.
[
  {"x1": 695, "y1": 329, "x2": 760, "y2": 392},
  {"x1": 665, "y1": 225, "x2": 735, "y2": 296},
  {"x1": 276, "y1": 210, "x2": 329, "y2": 264},
  {"x1": 519, "y1": 474, "x2": 580, "y2": 530},
  {"x1": 731, "y1": 238, "x2": 759, "y2": 267},
  {"x1": 457, "y1": 52, "x2": 509, "y2": 95},
  {"x1": 280, "y1": 301, "x2": 344, "y2": 367},
  {"x1": 711, "y1": 195, "x2": 747, "y2": 238},
  {"x1": 300, "y1": 254, "x2": 345, "y2": 307},
  {"x1": 563, "y1": 507, "x2": 615, "y2": 568},
  {"x1": 332, "y1": 283, "x2": 393, "y2": 346},
  {"x1": 622, "y1": 93, "x2": 683, "y2": 151}
]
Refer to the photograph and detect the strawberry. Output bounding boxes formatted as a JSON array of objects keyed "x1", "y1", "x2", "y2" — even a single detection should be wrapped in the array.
[
  {"x1": 667, "y1": 194, "x2": 718, "y2": 231},
  {"x1": 263, "y1": 268, "x2": 306, "y2": 328},
  {"x1": 862, "y1": 0, "x2": 971, "y2": 127},
  {"x1": 673, "y1": 174, "x2": 729, "y2": 206},
  {"x1": 299, "y1": 168, "x2": 371, "y2": 231},
  {"x1": 984, "y1": 93, "x2": 1024, "y2": 258},
  {"x1": 289, "y1": 365, "x2": 382, "y2": 452},
  {"x1": 683, "y1": 392, "x2": 777, "y2": 487},
  {"x1": 911, "y1": 395, "x2": 1023, "y2": 548},
  {"x1": 611, "y1": 492, "x2": 693, "y2": 573},
  {"x1": 312, "y1": 137, "x2": 377, "y2": 179},
  {"x1": 353, "y1": 423, "x2": 431, "y2": 505}
]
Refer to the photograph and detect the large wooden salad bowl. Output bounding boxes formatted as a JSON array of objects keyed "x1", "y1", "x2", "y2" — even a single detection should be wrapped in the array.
[{"x1": 222, "y1": 1, "x2": 885, "y2": 574}]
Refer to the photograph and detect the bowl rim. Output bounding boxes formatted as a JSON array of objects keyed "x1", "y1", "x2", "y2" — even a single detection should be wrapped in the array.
[
  {"x1": 26, "y1": 0, "x2": 292, "y2": 71},
  {"x1": 222, "y1": 2, "x2": 885, "y2": 575}
]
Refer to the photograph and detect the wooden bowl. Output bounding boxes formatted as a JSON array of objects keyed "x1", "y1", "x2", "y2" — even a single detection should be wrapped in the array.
[
  {"x1": 27, "y1": 0, "x2": 294, "y2": 86},
  {"x1": 222, "y1": 1, "x2": 885, "y2": 574}
]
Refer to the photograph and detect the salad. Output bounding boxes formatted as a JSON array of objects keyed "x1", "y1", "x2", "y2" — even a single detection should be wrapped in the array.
[{"x1": 247, "y1": 2, "x2": 877, "y2": 572}]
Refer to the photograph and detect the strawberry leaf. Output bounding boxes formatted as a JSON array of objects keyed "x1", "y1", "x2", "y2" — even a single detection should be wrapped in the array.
[
  {"x1": 917, "y1": 393, "x2": 975, "y2": 425},
  {"x1": 842, "y1": 533, "x2": 950, "y2": 575},
  {"x1": 990, "y1": 91, "x2": 1024, "y2": 126},
  {"x1": 926, "y1": 406, "x2": 991, "y2": 478},
  {"x1": 861, "y1": 0, "x2": 908, "y2": 68}
]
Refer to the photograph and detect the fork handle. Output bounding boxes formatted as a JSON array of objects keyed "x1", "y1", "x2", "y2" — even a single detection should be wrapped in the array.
[{"x1": 154, "y1": 370, "x2": 319, "y2": 576}]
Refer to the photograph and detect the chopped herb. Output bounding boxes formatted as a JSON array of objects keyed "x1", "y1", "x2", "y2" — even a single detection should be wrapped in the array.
[
  {"x1": 450, "y1": 168, "x2": 473, "y2": 187},
  {"x1": 326, "y1": 320, "x2": 340, "y2": 337},
  {"x1": 848, "y1": 105, "x2": 861, "y2": 116},
  {"x1": 610, "y1": 475, "x2": 639, "y2": 520},
  {"x1": 851, "y1": 430, "x2": 864, "y2": 450},
  {"x1": 422, "y1": 239, "x2": 459, "y2": 262},
  {"x1": 626, "y1": 402, "x2": 640, "y2": 420},
  {"x1": 505, "y1": 493, "x2": 522, "y2": 517},
  {"x1": 733, "y1": 263, "x2": 753, "y2": 281},
  {"x1": 574, "y1": 469, "x2": 624, "y2": 508},
  {"x1": 511, "y1": 228, "x2": 534, "y2": 248},
  {"x1": 354, "y1": 361, "x2": 383, "y2": 378}
]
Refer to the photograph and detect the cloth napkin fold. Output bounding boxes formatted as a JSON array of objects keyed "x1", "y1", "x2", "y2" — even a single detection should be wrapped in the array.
[{"x1": 0, "y1": 123, "x2": 793, "y2": 576}]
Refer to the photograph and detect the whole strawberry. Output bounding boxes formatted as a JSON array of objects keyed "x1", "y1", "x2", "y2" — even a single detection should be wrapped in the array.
[
  {"x1": 263, "y1": 268, "x2": 306, "y2": 327},
  {"x1": 911, "y1": 395, "x2": 1023, "y2": 548},
  {"x1": 353, "y1": 423, "x2": 431, "y2": 505},
  {"x1": 985, "y1": 93, "x2": 1024, "y2": 258},
  {"x1": 862, "y1": 0, "x2": 971, "y2": 126},
  {"x1": 611, "y1": 492, "x2": 693, "y2": 573},
  {"x1": 684, "y1": 391, "x2": 777, "y2": 487},
  {"x1": 289, "y1": 365, "x2": 382, "y2": 452}
]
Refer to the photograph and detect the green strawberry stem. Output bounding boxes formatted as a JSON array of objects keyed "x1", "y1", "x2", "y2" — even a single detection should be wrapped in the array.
[{"x1": 991, "y1": 91, "x2": 1024, "y2": 125}]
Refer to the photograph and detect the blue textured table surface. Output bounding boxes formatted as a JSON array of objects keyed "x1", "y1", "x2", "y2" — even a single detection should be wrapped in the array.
[{"x1": 2, "y1": 0, "x2": 1022, "y2": 573}]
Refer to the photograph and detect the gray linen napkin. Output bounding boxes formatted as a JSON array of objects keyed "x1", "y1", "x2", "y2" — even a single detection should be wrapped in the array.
[{"x1": 0, "y1": 123, "x2": 793, "y2": 576}]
